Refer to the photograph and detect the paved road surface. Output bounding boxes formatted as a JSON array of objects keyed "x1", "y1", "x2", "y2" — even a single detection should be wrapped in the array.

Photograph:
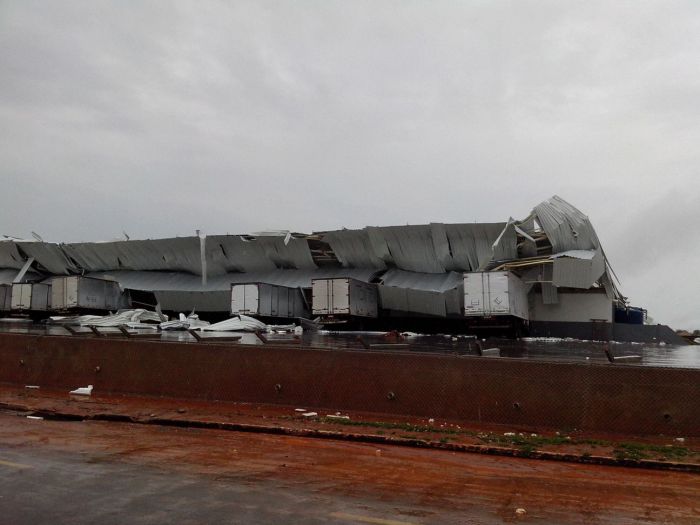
[{"x1": 0, "y1": 412, "x2": 698, "y2": 524}]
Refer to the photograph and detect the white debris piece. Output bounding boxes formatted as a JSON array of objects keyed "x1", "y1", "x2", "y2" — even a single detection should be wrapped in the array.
[
  {"x1": 69, "y1": 385, "x2": 93, "y2": 396},
  {"x1": 503, "y1": 432, "x2": 516, "y2": 437},
  {"x1": 294, "y1": 408, "x2": 307, "y2": 412},
  {"x1": 515, "y1": 508, "x2": 527, "y2": 516},
  {"x1": 26, "y1": 415, "x2": 44, "y2": 420},
  {"x1": 203, "y1": 315, "x2": 267, "y2": 332},
  {"x1": 160, "y1": 313, "x2": 210, "y2": 331},
  {"x1": 293, "y1": 325, "x2": 304, "y2": 335},
  {"x1": 326, "y1": 414, "x2": 350, "y2": 420},
  {"x1": 25, "y1": 385, "x2": 40, "y2": 389},
  {"x1": 301, "y1": 412, "x2": 318, "y2": 418},
  {"x1": 675, "y1": 437, "x2": 685, "y2": 443}
]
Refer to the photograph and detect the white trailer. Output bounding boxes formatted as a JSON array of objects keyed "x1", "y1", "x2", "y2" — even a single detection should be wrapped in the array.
[
  {"x1": 50, "y1": 276, "x2": 123, "y2": 312},
  {"x1": 463, "y1": 271, "x2": 529, "y2": 320},
  {"x1": 312, "y1": 278, "x2": 378, "y2": 318},
  {"x1": 0, "y1": 284, "x2": 12, "y2": 311},
  {"x1": 231, "y1": 283, "x2": 307, "y2": 318},
  {"x1": 11, "y1": 282, "x2": 51, "y2": 312}
]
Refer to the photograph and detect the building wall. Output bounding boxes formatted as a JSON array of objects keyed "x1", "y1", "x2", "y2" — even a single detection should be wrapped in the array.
[{"x1": 530, "y1": 291, "x2": 612, "y2": 323}]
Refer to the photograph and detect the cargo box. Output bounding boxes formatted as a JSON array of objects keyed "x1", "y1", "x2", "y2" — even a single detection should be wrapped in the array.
[
  {"x1": 312, "y1": 278, "x2": 378, "y2": 318},
  {"x1": 50, "y1": 276, "x2": 123, "y2": 311},
  {"x1": 231, "y1": 283, "x2": 307, "y2": 318},
  {"x1": 11, "y1": 282, "x2": 51, "y2": 311},
  {"x1": 463, "y1": 271, "x2": 529, "y2": 320}
]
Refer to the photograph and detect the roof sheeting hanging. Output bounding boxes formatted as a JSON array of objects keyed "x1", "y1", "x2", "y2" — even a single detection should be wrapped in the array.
[
  {"x1": 551, "y1": 249, "x2": 606, "y2": 289},
  {"x1": 377, "y1": 268, "x2": 463, "y2": 317},
  {"x1": 321, "y1": 222, "x2": 513, "y2": 274},
  {"x1": 15, "y1": 241, "x2": 77, "y2": 275},
  {"x1": 205, "y1": 235, "x2": 316, "y2": 275},
  {"x1": 368, "y1": 225, "x2": 444, "y2": 273},
  {"x1": 64, "y1": 237, "x2": 203, "y2": 274},
  {"x1": 0, "y1": 240, "x2": 25, "y2": 270},
  {"x1": 320, "y1": 230, "x2": 387, "y2": 269}
]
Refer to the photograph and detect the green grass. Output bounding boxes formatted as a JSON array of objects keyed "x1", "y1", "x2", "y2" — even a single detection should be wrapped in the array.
[{"x1": 298, "y1": 416, "x2": 695, "y2": 462}]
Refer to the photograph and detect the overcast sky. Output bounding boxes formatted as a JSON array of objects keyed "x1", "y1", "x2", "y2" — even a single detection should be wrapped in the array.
[{"x1": 0, "y1": 1, "x2": 698, "y2": 329}]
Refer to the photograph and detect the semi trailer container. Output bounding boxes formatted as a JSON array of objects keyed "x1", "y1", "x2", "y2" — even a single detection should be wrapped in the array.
[
  {"x1": 312, "y1": 278, "x2": 378, "y2": 318},
  {"x1": 11, "y1": 282, "x2": 51, "y2": 312},
  {"x1": 50, "y1": 276, "x2": 123, "y2": 312},
  {"x1": 463, "y1": 271, "x2": 529, "y2": 320},
  {"x1": 231, "y1": 283, "x2": 307, "y2": 318}
]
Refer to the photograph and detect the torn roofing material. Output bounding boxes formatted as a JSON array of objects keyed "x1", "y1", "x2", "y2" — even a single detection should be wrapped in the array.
[
  {"x1": 319, "y1": 222, "x2": 514, "y2": 274},
  {"x1": 0, "y1": 195, "x2": 623, "y2": 302}
]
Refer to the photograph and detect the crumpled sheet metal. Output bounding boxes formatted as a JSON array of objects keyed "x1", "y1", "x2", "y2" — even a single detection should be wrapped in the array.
[
  {"x1": 0, "y1": 240, "x2": 25, "y2": 270},
  {"x1": 380, "y1": 269, "x2": 463, "y2": 293},
  {"x1": 320, "y1": 230, "x2": 387, "y2": 269},
  {"x1": 205, "y1": 235, "x2": 317, "y2": 274},
  {"x1": 532, "y1": 196, "x2": 601, "y2": 254},
  {"x1": 551, "y1": 249, "x2": 606, "y2": 289},
  {"x1": 378, "y1": 286, "x2": 462, "y2": 317},
  {"x1": 63, "y1": 237, "x2": 204, "y2": 274},
  {"x1": 378, "y1": 269, "x2": 464, "y2": 317},
  {"x1": 15, "y1": 241, "x2": 77, "y2": 275},
  {"x1": 321, "y1": 222, "x2": 514, "y2": 274}
]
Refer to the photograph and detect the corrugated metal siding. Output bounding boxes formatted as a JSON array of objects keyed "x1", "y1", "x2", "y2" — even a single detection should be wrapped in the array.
[
  {"x1": 63, "y1": 237, "x2": 203, "y2": 274},
  {"x1": 16, "y1": 241, "x2": 77, "y2": 275},
  {"x1": 0, "y1": 241, "x2": 25, "y2": 270},
  {"x1": 378, "y1": 269, "x2": 463, "y2": 316},
  {"x1": 551, "y1": 249, "x2": 606, "y2": 289},
  {"x1": 321, "y1": 222, "x2": 512, "y2": 274}
]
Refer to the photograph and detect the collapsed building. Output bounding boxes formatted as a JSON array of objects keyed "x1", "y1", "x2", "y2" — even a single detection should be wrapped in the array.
[{"x1": 0, "y1": 196, "x2": 680, "y2": 343}]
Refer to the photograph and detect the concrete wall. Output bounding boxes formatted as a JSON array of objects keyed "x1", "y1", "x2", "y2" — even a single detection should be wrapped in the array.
[
  {"x1": 531, "y1": 292, "x2": 612, "y2": 323},
  {"x1": 1, "y1": 333, "x2": 698, "y2": 436}
]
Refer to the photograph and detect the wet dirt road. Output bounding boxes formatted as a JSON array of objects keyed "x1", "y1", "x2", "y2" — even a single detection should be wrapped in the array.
[{"x1": 0, "y1": 412, "x2": 698, "y2": 524}]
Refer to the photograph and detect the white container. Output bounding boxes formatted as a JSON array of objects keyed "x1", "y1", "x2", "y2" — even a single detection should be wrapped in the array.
[
  {"x1": 231, "y1": 283, "x2": 307, "y2": 318},
  {"x1": 11, "y1": 282, "x2": 51, "y2": 311},
  {"x1": 50, "y1": 276, "x2": 123, "y2": 311},
  {"x1": 0, "y1": 284, "x2": 12, "y2": 311},
  {"x1": 312, "y1": 278, "x2": 378, "y2": 318},
  {"x1": 463, "y1": 271, "x2": 529, "y2": 320}
]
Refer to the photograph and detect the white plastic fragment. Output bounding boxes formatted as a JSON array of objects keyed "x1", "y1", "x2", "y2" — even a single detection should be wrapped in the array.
[
  {"x1": 326, "y1": 414, "x2": 350, "y2": 420},
  {"x1": 515, "y1": 508, "x2": 527, "y2": 516},
  {"x1": 26, "y1": 415, "x2": 44, "y2": 420},
  {"x1": 294, "y1": 408, "x2": 307, "y2": 412},
  {"x1": 675, "y1": 437, "x2": 685, "y2": 443},
  {"x1": 302, "y1": 412, "x2": 318, "y2": 418},
  {"x1": 25, "y1": 385, "x2": 40, "y2": 389},
  {"x1": 504, "y1": 432, "x2": 516, "y2": 437},
  {"x1": 69, "y1": 385, "x2": 93, "y2": 396}
]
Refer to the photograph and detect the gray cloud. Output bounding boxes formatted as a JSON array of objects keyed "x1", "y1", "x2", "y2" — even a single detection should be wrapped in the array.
[{"x1": 1, "y1": 1, "x2": 698, "y2": 328}]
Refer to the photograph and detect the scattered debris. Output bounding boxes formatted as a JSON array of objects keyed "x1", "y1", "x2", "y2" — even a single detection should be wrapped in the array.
[
  {"x1": 26, "y1": 415, "x2": 43, "y2": 420},
  {"x1": 302, "y1": 412, "x2": 318, "y2": 418},
  {"x1": 675, "y1": 437, "x2": 686, "y2": 443},
  {"x1": 24, "y1": 385, "x2": 40, "y2": 389},
  {"x1": 504, "y1": 432, "x2": 516, "y2": 437},
  {"x1": 515, "y1": 508, "x2": 527, "y2": 517},
  {"x1": 326, "y1": 414, "x2": 350, "y2": 420},
  {"x1": 294, "y1": 408, "x2": 307, "y2": 412}
]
